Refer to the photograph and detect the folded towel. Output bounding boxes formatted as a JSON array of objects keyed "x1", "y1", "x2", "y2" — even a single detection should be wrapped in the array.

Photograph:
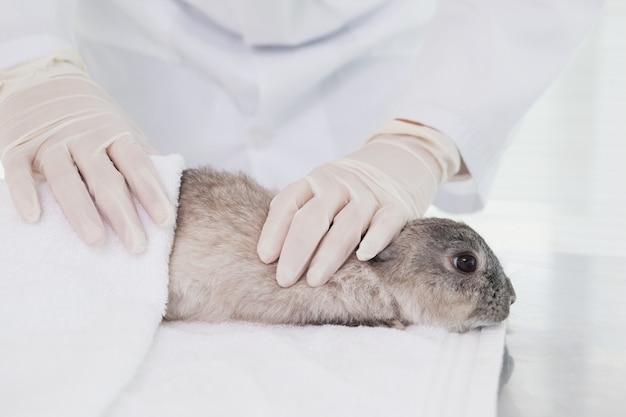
[
  {"x1": 104, "y1": 321, "x2": 506, "y2": 417},
  {"x1": 0, "y1": 155, "x2": 185, "y2": 417}
]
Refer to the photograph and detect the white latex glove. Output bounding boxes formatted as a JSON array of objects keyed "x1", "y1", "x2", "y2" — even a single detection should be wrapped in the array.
[
  {"x1": 257, "y1": 120, "x2": 461, "y2": 287},
  {"x1": 0, "y1": 49, "x2": 175, "y2": 253}
]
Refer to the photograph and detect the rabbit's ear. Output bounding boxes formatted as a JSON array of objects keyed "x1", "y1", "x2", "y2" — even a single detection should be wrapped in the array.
[{"x1": 370, "y1": 244, "x2": 398, "y2": 263}]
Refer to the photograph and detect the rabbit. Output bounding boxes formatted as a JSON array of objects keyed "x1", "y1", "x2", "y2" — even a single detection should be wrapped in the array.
[{"x1": 165, "y1": 167, "x2": 516, "y2": 333}]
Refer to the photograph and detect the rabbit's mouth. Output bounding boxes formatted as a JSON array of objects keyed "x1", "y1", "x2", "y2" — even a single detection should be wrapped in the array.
[
  {"x1": 468, "y1": 300, "x2": 512, "y2": 327},
  {"x1": 466, "y1": 277, "x2": 516, "y2": 328},
  {"x1": 441, "y1": 301, "x2": 511, "y2": 333}
]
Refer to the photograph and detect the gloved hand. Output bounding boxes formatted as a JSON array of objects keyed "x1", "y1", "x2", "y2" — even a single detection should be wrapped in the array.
[
  {"x1": 257, "y1": 120, "x2": 461, "y2": 287},
  {"x1": 0, "y1": 49, "x2": 175, "y2": 253}
]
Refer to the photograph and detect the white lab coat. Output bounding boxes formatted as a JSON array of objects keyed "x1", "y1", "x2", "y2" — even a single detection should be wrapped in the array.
[{"x1": 0, "y1": 0, "x2": 604, "y2": 213}]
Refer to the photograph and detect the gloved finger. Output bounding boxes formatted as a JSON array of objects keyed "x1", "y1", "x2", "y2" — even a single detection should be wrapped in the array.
[
  {"x1": 108, "y1": 136, "x2": 176, "y2": 228},
  {"x1": 356, "y1": 205, "x2": 406, "y2": 261},
  {"x1": 2, "y1": 152, "x2": 41, "y2": 223},
  {"x1": 306, "y1": 197, "x2": 377, "y2": 287},
  {"x1": 36, "y1": 147, "x2": 107, "y2": 246},
  {"x1": 77, "y1": 151, "x2": 147, "y2": 254},
  {"x1": 257, "y1": 179, "x2": 313, "y2": 264},
  {"x1": 275, "y1": 187, "x2": 348, "y2": 287}
]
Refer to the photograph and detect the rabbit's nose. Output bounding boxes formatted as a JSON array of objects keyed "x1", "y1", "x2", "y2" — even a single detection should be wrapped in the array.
[{"x1": 505, "y1": 278, "x2": 516, "y2": 305}]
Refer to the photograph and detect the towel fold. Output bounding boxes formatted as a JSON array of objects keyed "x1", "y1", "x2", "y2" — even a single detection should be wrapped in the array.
[
  {"x1": 0, "y1": 155, "x2": 507, "y2": 417},
  {"x1": 0, "y1": 154, "x2": 185, "y2": 417},
  {"x1": 104, "y1": 321, "x2": 506, "y2": 417}
]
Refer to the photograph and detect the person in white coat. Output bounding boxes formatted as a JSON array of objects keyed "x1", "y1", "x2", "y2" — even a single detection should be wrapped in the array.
[{"x1": 0, "y1": 0, "x2": 604, "y2": 287}]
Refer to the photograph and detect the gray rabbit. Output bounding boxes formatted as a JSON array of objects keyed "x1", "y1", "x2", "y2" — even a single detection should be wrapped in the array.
[{"x1": 166, "y1": 167, "x2": 515, "y2": 333}]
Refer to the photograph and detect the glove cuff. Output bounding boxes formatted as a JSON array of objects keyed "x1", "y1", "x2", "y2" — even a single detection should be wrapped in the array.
[
  {"x1": 366, "y1": 119, "x2": 462, "y2": 185},
  {"x1": 0, "y1": 49, "x2": 89, "y2": 103}
]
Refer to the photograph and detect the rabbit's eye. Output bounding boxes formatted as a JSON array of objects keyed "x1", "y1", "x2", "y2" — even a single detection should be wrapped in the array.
[{"x1": 453, "y1": 254, "x2": 477, "y2": 273}]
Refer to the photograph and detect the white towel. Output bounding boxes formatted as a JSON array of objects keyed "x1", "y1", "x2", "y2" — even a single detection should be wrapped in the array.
[
  {"x1": 104, "y1": 322, "x2": 506, "y2": 417},
  {"x1": 0, "y1": 155, "x2": 507, "y2": 417},
  {"x1": 0, "y1": 154, "x2": 185, "y2": 417}
]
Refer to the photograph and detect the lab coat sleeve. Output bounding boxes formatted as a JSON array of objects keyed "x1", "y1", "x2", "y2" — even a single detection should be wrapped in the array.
[
  {"x1": 394, "y1": 0, "x2": 605, "y2": 213},
  {"x1": 0, "y1": 0, "x2": 77, "y2": 69}
]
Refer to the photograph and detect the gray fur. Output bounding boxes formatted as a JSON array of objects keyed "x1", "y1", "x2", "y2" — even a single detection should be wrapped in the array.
[{"x1": 166, "y1": 167, "x2": 516, "y2": 332}]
